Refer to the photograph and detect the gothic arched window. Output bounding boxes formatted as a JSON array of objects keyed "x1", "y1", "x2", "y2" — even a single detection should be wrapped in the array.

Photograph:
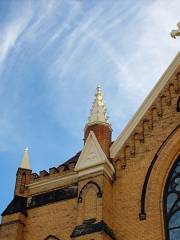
[{"x1": 164, "y1": 155, "x2": 180, "y2": 240}]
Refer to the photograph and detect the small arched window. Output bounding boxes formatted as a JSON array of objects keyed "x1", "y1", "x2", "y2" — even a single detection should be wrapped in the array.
[
  {"x1": 83, "y1": 186, "x2": 97, "y2": 220},
  {"x1": 164, "y1": 155, "x2": 180, "y2": 240},
  {"x1": 44, "y1": 235, "x2": 59, "y2": 240}
]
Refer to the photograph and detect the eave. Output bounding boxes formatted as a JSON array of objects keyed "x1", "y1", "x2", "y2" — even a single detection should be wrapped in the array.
[{"x1": 110, "y1": 51, "x2": 180, "y2": 158}]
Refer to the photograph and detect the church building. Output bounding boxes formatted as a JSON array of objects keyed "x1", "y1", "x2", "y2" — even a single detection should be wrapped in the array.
[{"x1": 0, "y1": 52, "x2": 180, "y2": 240}]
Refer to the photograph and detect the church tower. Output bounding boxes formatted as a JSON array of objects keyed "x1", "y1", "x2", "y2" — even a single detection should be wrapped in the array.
[
  {"x1": 15, "y1": 147, "x2": 32, "y2": 196},
  {"x1": 75, "y1": 85, "x2": 114, "y2": 179},
  {"x1": 73, "y1": 86, "x2": 115, "y2": 240},
  {"x1": 1, "y1": 148, "x2": 32, "y2": 240}
]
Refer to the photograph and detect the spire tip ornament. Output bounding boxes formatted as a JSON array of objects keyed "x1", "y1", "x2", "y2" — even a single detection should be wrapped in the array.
[
  {"x1": 170, "y1": 21, "x2": 180, "y2": 38},
  {"x1": 24, "y1": 146, "x2": 29, "y2": 152},
  {"x1": 87, "y1": 85, "x2": 110, "y2": 126},
  {"x1": 19, "y1": 146, "x2": 31, "y2": 170}
]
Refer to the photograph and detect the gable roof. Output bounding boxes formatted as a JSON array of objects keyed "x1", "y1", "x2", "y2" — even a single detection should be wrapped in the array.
[
  {"x1": 110, "y1": 51, "x2": 180, "y2": 158},
  {"x1": 75, "y1": 131, "x2": 115, "y2": 179},
  {"x1": 61, "y1": 151, "x2": 81, "y2": 167},
  {"x1": 75, "y1": 131, "x2": 111, "y2": 171}
]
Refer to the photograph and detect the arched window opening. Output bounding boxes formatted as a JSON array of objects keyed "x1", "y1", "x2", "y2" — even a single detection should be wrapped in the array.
[
  {"x1": 44, "y1": 235, "x2": 59, "y2": 240},
  {"x1": 164, "y1": 155, "x2": 180, "y2": 240},
  {"x1": 83, "y1": 187, "x2": 97, "y2": 220},
  {"x1": 78, "y1": 181, "x2": 102, "y2": 203}
]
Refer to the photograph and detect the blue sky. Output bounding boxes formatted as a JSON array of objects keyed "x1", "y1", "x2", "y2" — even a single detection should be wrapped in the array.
[{"x1": 0, "y1": 0, "x2": 180, "y2": 215}]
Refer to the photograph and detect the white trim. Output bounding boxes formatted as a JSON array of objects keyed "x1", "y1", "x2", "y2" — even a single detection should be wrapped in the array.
[
  {"x1": 77, "y1": 163, "x2": 114, "y2": 180},
  {"x1": 27, "y1": 172, "x2": 77, "y2": 189},
  {"x1": 75, "y1": 131, "x2": 115, "y2": 179},
  {"x1": 110, "y1": 52, "x2": 180, "y2": 158}
]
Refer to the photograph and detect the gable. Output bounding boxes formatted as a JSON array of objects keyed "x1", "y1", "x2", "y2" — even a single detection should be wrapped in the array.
[
  {"x1": 110, "y1": 51, "x2": 180, "y2": 159},
  {"x1": 75, "y1": 131, "x2": 115, "y2": 179}
]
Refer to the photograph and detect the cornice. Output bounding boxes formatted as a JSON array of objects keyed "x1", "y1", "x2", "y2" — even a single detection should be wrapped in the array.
[{"x1": 27, "y1": 172, "x2": 77, "y2": 190}]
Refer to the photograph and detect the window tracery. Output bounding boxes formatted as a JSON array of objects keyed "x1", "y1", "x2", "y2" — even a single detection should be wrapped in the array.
[{"x1": 164, "y1": 155, "x2": 180, "y2": 240}]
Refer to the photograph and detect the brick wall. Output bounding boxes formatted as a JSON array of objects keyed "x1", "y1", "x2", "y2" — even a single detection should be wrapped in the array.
[
  {"x1": 24, "y1": 198, "x2": 77, "y2": 240},
  {"x1": 112, "y1": 69, "x2": 180, "y2": 240},
  {"x1": 84, "y1": 124, "x2": 112, "y2": 157}
]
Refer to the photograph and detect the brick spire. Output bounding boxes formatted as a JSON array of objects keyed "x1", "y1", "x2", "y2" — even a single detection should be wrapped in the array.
[
  {"x1": 19, "y1": 147, "x2": 31, "y2": 170},
  {"x1": 87, "y1": 85, "x2": 109, "y2": 126},
  {"x1": 15, "y1": 147, "x2": 32, "y2": 196}
]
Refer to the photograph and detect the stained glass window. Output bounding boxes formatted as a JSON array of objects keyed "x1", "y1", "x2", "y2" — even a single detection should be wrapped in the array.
[{"x1": 164, "y1": 155, "x2": 180, "y2": 240}]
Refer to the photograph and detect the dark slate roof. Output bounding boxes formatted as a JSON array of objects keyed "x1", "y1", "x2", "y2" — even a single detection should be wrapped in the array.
[
  {"x1": 1, "y1": 195, "x2": 27, "y2": 216},
  {"x1": 60, "y1": 150, "x2": 81, "y2": 168}
]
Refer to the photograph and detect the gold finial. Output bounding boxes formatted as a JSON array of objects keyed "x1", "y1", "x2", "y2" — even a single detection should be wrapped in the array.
[{"x1": 87, "y1": 85, "x2": 110, "y2": 125}]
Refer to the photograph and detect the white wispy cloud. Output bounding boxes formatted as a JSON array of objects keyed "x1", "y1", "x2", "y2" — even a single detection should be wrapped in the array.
[
  {"x1": 0, "y1": 0, "x2": 180, "y2": 148},
  {"x1": 108, "y1": 0, "x2": 180, "y2": 133},
  {"x1": 44, "y1": 0, "x2": 180, "y2": 137},
  {"x1": 0, "y1": 3, "x2": 33, "y2": 69},
  {"x1": 113, "y1": 0, "x2": 180, "y2": 102}
]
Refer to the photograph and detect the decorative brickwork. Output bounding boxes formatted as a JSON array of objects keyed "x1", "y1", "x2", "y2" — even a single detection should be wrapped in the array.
[
  {"x1": 71, "y1": 219, "x2": 116, "y2": 239},
  {"x1": 114, "y1": 72, "x2": 180, "y2": 170}
]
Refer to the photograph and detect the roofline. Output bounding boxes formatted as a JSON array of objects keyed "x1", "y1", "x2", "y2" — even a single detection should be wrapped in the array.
[{"x1": 110, "y1": 51, "x2": 180, "y2": 158}]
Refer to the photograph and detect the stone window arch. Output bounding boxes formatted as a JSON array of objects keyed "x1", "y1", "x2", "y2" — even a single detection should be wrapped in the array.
[
  {"x1": 164, "y1": 155, "x2": 180, "y2": 240},
  {"x1": 44, "y1": 235, "x2": 59, "y2": 240},
  {"x1": 78, "y1": 181, "x2": 102, "y2": 203}
]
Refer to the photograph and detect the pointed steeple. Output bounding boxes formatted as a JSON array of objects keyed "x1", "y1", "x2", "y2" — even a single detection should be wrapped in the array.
[
  {"x1": 84, "y1": 85, "x2": 112, "y2": 158},
  {"x1": 87, "y1": 85, "x2": 109, "y2": 126},
  {"x1": 19, "y1": 147, "x2": 31, "y2": 170}
]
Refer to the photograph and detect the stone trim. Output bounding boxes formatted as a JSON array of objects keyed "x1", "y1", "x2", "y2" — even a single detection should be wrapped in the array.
[
  {"x1": 27, "y1": 172, "x2": 77, "y2": 189},
  {"x1": 70, "y1": 219, "x2": 116, "y2": 239},
  {"x1": 78, "y1": 181, "x2": 103, "y2": 203},
  {"x1": 75, "y1": 131, "x2": 115, "y2": 180}
]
